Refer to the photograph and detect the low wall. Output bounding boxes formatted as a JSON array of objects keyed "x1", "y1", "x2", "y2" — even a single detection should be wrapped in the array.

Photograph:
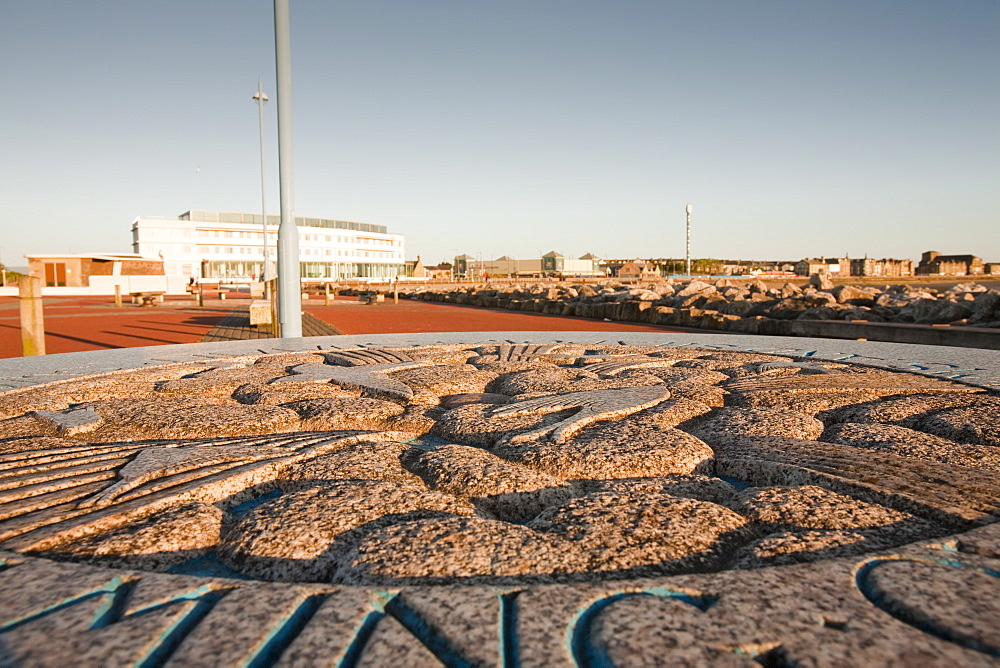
[{"x1": 0, "y1": 275, "x2": 188, "y2": 297}]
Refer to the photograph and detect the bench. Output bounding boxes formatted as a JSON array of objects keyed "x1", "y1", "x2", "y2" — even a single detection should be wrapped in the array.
[
  {"x1": 359, "y1": 292, "x2": 385, "y2": 305},
  {"x1": 249, "y1": 300, "x2": 272, "y2": 326},
  {"x1": 130, "y1": 291, "x2": 165, "y2": 306}
]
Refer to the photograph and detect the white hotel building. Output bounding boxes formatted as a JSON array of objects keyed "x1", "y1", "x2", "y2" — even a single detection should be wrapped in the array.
[{"x1": 131, "y1": 210, "x2": 406, "y2": 282}]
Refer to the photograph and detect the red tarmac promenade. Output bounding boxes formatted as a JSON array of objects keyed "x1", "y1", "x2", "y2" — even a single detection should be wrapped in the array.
[
  {"x1": 302, "y1": 297, "x2": 689, "y2": 336},
  {"x1": 0, "y1": 296, "x2": 231, "y2": 358},
  {"x1": 0, "y1": 295, "x2": 693, "y2": 359}
]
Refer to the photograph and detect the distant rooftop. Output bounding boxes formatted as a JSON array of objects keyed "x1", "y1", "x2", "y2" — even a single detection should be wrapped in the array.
[
  {"x1": 25, "y1": 253, "x2": 149, "y2": 261},
  {"x1": 177, "y1": 210, "x2": 389, "y2": 235}
]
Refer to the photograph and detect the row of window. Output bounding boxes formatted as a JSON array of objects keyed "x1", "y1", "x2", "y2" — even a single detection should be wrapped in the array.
[
  {"x1": 299, "y1": 233, "x2": 400, "y2": 246},
  {"x1": 141, "y1": 228, "x2": 401, "y2": 244},
  {"x1": 140, "y1": 228, "x2": 402, "y2": 248},
  {"x1": 200, "y1": 261, "x2": 404, "y2": 280},
  {"x1": 301, "y1": 248, "x2": 400, "y2": 259},
  {"x1": 186, "y1": 245, "x2": 402, "y2": 260},
  {"x1": 180, "y1": 211, "x2": 389, "y2": 234}
]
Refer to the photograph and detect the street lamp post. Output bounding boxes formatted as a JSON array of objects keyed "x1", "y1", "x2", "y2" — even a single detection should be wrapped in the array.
[
  {"x1": 252, "y1": 77, "x2": 271, "y2": 283},
  {"x1": 273, "y1": 0, "x2": 301, "y2": 337},
  {"x1": 685, "y1": 203, "x2": 693, "y2": 276}
]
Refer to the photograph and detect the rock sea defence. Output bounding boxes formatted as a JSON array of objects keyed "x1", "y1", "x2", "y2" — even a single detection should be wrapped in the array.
[{"x1": 397, "y1": 278, "x2": 1000, "y2": 335}]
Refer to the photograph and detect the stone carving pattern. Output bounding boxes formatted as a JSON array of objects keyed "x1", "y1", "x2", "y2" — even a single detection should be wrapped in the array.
[{"x1": 0, "y1": 343, "x2": 997, "y2": 664}]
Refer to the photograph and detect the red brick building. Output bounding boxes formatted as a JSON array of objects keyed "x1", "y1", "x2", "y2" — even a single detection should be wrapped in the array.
[
  {"x1": 27, "y1": 253, "x2": 164, "y2": 287},
  {"x1": 916, "y1": 251, "x2": 984, "y2": 276}
]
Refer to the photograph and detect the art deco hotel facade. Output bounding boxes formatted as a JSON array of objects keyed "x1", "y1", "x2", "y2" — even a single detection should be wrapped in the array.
[{"x1": 131, "y1": 210, "x2": 406, "y2": 282}]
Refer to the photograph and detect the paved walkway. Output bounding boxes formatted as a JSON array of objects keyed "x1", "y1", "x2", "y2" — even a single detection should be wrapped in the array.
[
  {"x1": 302, "y1": 297, "x2": 693, "y2": 335},
  {"x1": 201, "y1": 307, "x2": 340, "y2": 342},
  {"x1": 0, "y1": 295, "x2": 693, "y2": 358},
  {"x1": 0, "y1": 296, "x2": 230, "y2": 358}
]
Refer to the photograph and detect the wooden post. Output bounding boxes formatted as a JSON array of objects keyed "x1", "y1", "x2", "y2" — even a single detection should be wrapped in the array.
[
  {"x1": 19, "y1": 276, "x2": 45, "y2": 357},
  {"x1": 267, "y1": 278, "x2": 280, "y2": 337},
  {"x1": 114, "y1": 284, "x2": 122, "y2": 307},
  {"x1": 393, "y1": 278, "x2": 399, "y2": 304},
  {"x1": 324, "y1": 283, "x2": 330, "y2": 306},
  {"x1": 197, "y1": 284, "x2": 204, "y2": 307}
]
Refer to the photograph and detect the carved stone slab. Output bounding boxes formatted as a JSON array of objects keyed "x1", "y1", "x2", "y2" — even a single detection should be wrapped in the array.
[{"x1": 0, "y1": 335, "x2": 997, "y2": 665}]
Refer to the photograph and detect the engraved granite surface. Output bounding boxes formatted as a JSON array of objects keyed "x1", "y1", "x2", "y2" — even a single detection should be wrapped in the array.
[{"x1": 0, "y1": 333, "x2": 996, "y2": 665}]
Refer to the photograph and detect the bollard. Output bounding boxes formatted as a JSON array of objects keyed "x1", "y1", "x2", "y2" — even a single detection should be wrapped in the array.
[
  {"x1": 324, "y1": 283, "x2": 330, "y2": 306},
  {"x1": 114, "y1": 285, "x2": 122, "y2": 308},
  {"x1": 393, "y1": 278, "x2": 399, "y2": 304},
  {"x1": 198, "y1": 284, "x2": 204, "y2": 307},
  {"x1": 19, "y1": 276, "x2": 45, "y2": 357}
]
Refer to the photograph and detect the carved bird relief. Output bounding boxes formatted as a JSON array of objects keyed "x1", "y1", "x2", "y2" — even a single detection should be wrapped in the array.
[{"x1": 492, "y1": 384, "x2": 671, "y2": 444}]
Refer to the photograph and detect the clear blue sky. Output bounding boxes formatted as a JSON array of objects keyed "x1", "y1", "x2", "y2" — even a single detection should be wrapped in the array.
[{"x1": 2, "y1": 1, "x2": 998, "y2": 268}]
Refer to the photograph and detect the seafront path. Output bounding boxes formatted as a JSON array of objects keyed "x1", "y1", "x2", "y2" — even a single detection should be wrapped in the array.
[{"x1": 0, "y1": 293, "x2": 698, "y2": 358}]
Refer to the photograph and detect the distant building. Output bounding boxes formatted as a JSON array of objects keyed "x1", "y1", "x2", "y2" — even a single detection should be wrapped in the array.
[
  {"x1": 26, "y1": 253, "x2": 163, "y2": 288},
  {"x1": 985, "y1": 263, "x2": 1000, "y2": 275},
  {"x1": 427, "y1": 263, "x2": 454, "y2": 280},
  {"x1": 718, "y1": 260, "x2": 796, "y2": 276},
  {"x1": 541, "y1": 251, "x2": 603, "y2": 277},
  {"x1": 850, "y1": 257, "x2": 914, "y2": 277},
  {"x1": 795, "y1": 257, "x2": 850, "y2": 277},
  {"x1": 404, "y1": 256, "x2": 429, "y2": 279},
  {"x1": 614, "y1": 260, "x2": 661, "y2": 280},
  {"x1": 131, "y1": 210, "x2": 405, "y2": 282},
  {"x1": 603, "y1": 259, "x2": 657, "y2": 278},
  {"x1": 453, "y1": 252, "x2": 602, "y2": 278},
  {"x1": 916, "y1": 251, "x2": 983, "y2": 276},
  {"x1": 452, "y1": 254, "x2": 478, "y2": 277}
]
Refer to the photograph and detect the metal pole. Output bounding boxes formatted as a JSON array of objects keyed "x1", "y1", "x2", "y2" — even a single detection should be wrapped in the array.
[
  {"x1": 685, "y1": 203, "x2": 692, "y2": 276},
  {"x1": 253, "y1": 77, "x2": 271, "y2": 282},
  {"x1": 273, "y1": 0, "x2": 302, "y2": 337}
]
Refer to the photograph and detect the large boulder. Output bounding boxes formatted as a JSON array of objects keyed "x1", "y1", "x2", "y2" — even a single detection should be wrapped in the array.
[
  {"x1": 673, "y1": 280, "x2": 717, "y2": 299},
  {"x1": 807, "y1": 273, "x2": 834, "y2": 290},
  {"x1": 674, "y1": 293, "x2": 713, "y2": 309},
  {"x1": 969, "y1": 290, "x2": 1000, "y2": 324},
  {"x1": 897, "y1": 298, "x2": 973, "y2": 324},
  {"x1": 830, "y1": 284, "x2": 876, "y2": 305},
  {"x1": 777, "y1": 283, "x2": 802, "y2": 299},
  {"x1": 946, "y1": 282, "x2": 988, "y2": 297},
  {"x1": 655, "y1": 283, "x2": 676, "y2": 299},
  {"x1": 760, "y1": 299, "x2": 809, "y2": 320},
  {"x1": 839, "y1": 307, "x2": 886, "y2": 322},
  {"x1": 798, "y1": 288, "x2": 839, "y2": 307},
  {"x1": 716, "y1": 300, "x2": 757, "y2": 317},
  {"x1": 719, "y1": 286, "x2": 749, "y2": 301},
  {"x1": 797, "y1": 306, "x2": 840, "y2": 320}
]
